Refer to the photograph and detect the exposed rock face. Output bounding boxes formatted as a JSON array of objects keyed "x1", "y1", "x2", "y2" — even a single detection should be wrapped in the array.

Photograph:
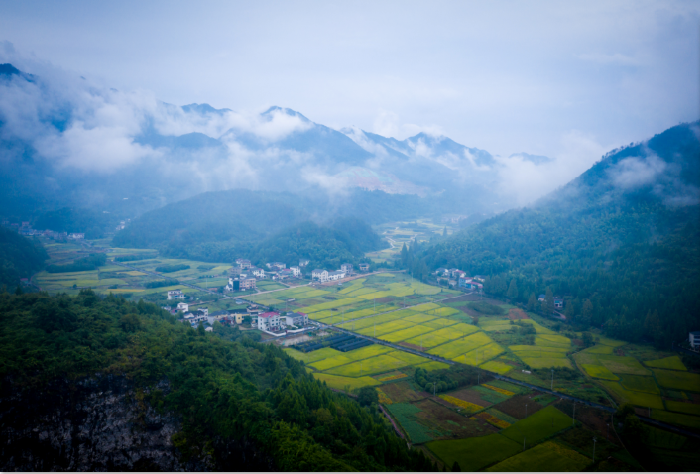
[{"x1": 0, "y1": 375, "x2": 206, "y2": 471}]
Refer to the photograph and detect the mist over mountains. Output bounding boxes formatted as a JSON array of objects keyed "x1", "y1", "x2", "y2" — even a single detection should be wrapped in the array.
[{"x1": 0, "y1": 61, "x2": 556, "y2": 220}]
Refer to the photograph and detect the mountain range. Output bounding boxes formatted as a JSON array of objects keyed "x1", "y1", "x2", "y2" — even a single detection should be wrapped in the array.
[{"x1": 0, "y1": 63, "x2": 546, "y2": 220}]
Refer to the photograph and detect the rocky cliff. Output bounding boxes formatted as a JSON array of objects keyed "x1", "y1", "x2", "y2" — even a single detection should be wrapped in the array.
[{"x1": 0, "y1": 375, "x2": 205, "y2": 471}]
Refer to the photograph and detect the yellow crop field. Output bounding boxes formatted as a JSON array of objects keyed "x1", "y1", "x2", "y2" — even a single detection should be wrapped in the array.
[
  {"x1": 388, "y1": 309, "x2": 420, "y2": 318},
  {"x1": 432, "y1": 307, "x2": 460, "y2": 317},
  {"x1": 378, "y1": 373, "x2": 407, "y2": 382},
  {"x1": 338, "y1": 279, "x2": 366, "y2": 293},
  {"x1": 429, "y1": 332, "x2": 492, "y2": 359},
  {"x1": 298, "y1": 297, "x2": 359, "y2": 313},
  {"x1": 581, "y1": 364, "x2": 619, "y2": 380},
  {"x1": 345, "y1": 288, "x2": 378, "y2": 297},
  {"x1": 344, "y1": 344, "x2": 394, "y2": 360},
  {"x1": 482, "y1": 384, "x2": 514, "y2": 396},
  {"x1": 644, "y1": 356, "x2": 687, "y2": 371},
  {"x1": 536, "y1": 334, "x2": 571, "y2": 347},
  {"x1": 440, "y1": 395, "x2": 483, "y2": 412},
  {"x1": 460, "y1": 342, "x2": 504, "y2": 365},
  {"x1": 326, "y1": 354, "x2": 408, "y2": 376},
  {"x1": 414, "y1": 360, "x2": 450, "y2": 371},
  {"x1": 598, "y1": 356, "x2": 651, "y2": 376},
  {"x1": 411, "y1": 302, "x2": 440, "y2": 312},
  {"x1": 423, "y1": 318, "x2": 459, "y2": 330},
  {"x1": 121, "y1": 271, "x2": 145, "y2": 276},
  {"x1": 357, "y1": 319, "x2": 413, "y2": 337},
  {"x1": 374, "y1": 273, "x2": 396, "y2": 277},
  {"x1": 283, "y1": 347, "x2": 340, "y2": 364},
  {"x1": 386, "y1": 350, "x2": 431, "y2": 366},
  {"x1": 599, "y1": 380, "x2": 665, "y2": 409},
  {"x1": 312, "y1": 373, "x2": 380, "y2": 390},
  {"x1": 653, "y1": 369, "x2": 700, "y2": 391},
  {"x1": 480, "y1": 360, "x2": 513, "y2": 374},
  {"x1": 597, "y1": 336, "x2": 627, "y2": 347},
  {"x1": 402, "y1": 313, "x2": 438, "y2": 324},
  {"x1": 510, "y1": 345, "x2": 569, "y2": 356},
  {"x1": 381, "y1": 325, "x2": 436, "y2": 343},
  {"x1": 665, "y1": 400, "x2": 700, "y2": 416},
  {"x1": 309, "y1": 355, "x2": 354, "y2": 371},
  {"x1": 480, "y1": 320, "x2": 511, "y2": 332},
  {"x1": 404, "y1": 332, "x2": 451, "y2": 349}
]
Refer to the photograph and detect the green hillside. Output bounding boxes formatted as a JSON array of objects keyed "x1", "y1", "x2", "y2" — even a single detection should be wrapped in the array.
[
  {"x1": 424, "y1": 122, "x2": 700, "y2": 347},
  {"x1": 0, "y1": 290, "x2": 432, "y2": 471},
  {"x1": 0, "y1": 227, "x2": 47, "y2": 289}
]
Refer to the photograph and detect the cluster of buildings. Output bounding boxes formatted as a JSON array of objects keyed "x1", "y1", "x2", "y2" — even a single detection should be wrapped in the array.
[
  {"x1": 253, "y1": 311, "x2": 309, "y2": 333},
  {"x1": 115, "y1": 219, "x2": 130, "y2": 231},
  {"x1": 1, "y1": 220, "x2": 84, "y2": 240},
  {"x1": 435, "y1": 268, "x2": 485, "y2": 291},
  {"x1": 538, "y1": 294, "x2": 564, "y2": 309},
  {"x1": 311, "y1": 262, "x2": 370, "y2": 283}
]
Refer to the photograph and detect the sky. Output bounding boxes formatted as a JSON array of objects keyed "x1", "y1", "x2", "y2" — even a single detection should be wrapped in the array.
[{"x1": 0, "y1": 0, "x2": 698, "y2": 165}]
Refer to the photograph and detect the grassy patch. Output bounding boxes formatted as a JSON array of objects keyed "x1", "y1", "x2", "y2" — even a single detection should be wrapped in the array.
[
  {"x1": 653, "y1": 368, "x2": 700, "y2": 391},
  {"x1": 426, "y1": 434, "x2": 521, "y2": 472},
  {"x1": 325, "y1": 354, "x2": 407, "y2": 377},
  {"x1": 583, "y1": 344, "x2": 614, "y2": 354},
  {"x1": 460, "y1": 342, "x2": 505, "y2": 366},
  {"x1": 581, "y1": 364, "x2": 619, "y2": 381},
  {"x1": 500, "y1": 405, "x2": 572, "y2": 445},
  {"x1": 619, "y1": 375, "x2": 659, "y2": 394},
  {"x1": 644, "y1": 356, "x2": 686, "y2": 371},
  {"x1": 598, "y1": 380, "x2": 665, "y2": 409},
  {"x1": 522, "y1": 358, "x2": 573, "y2": 369},
  {"x1": 480, "y1": 360, "x2": 513, "y2": 374},
  {"x1": 381, "y1": 325, "x2": 436, "y2": 343},
  {"x1": 414, "y1": 360, "x2": 450, "y2": 371},
  {"x1": 485, "y1": 440, "x2": 590, "y2": 472},
  {"x1": 652, "y1": 410, "x2": 700, "y2": 429},
  {"x1": 665, "y1": 400, "x2": 700, "y2": 416},
  {"x1": 386, "y1": 403, "x2": 435, "y2": 444},
  {"x1": 597, "y1": 355, "x2": 651, "y2": 376}
]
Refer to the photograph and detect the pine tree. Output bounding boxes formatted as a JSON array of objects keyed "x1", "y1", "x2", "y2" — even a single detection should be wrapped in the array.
[
  {"x1": 452, "y1": 461, "x2": 462, "y2": 472},
  {"x1": 527, "y1": 293, "x2": 536, "y2": 311},
  {"x1": 544, "y1": 287, "x2": 555, "y2": 315},
  {"x1": 506, "y1": 279, "x2": 518, "y2": 300}
]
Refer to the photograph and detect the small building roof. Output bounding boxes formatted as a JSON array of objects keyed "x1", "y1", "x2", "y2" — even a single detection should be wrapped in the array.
[{"x1": 259, "y1": 312, "x2": 280, "y2": 319}]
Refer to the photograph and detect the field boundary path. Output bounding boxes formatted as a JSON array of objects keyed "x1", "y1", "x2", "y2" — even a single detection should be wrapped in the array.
[{"x1": 324, "y1": 325, "x2": 700, "y2": 439}]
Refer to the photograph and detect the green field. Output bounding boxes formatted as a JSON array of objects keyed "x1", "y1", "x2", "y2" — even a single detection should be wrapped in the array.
[
  {"x1": 599, "y1": 381, "x2": 665, "y2": 409},
  {"x1": 500, "y1": 406, "x2": 572, "y2": 445},
  {"x1": 619, "y1": 375, "x2": 659, "y2": 394},
  {"x1": 665, "y1": 400, "x2": 700, "y2": 416},
  {"x1": 480, "y1": 360, "x2": 513, "y2": 374},
  {"x1": 485, "y1": 440, "x2": 590, "y2": 472},
  {"x1": 583, "y1": 344, "x2": 614, "y2": 354},
  {"x1": 427, "y1": 434, "x2": 522, "y2": 472},
  {"x1": 325, "y1": 354, "x2": 409, "y2": 377},
  {"x1": 581, "y1": 364, "x2": 619, "y2": 381},
  {"x1": 429, "y1": 332, "x2": 493, "y2": 359},
  {"x1": 653, "y1": 369, "x2": 700, "y2": 391},
  {"x1": 461, "y1": 342, "x2": 504, "y2": 365},
  {"x1": 644, "y1": 356, "x2": 687, "y2": 371},
  {"x1": 597, "y1": 356, "x2": 651, "y2": 376},
  {"x1": 652, "y1": 410, "x2": 700, "y2": 429},
  {"x1": 308, "y1": 355, "x2": 354, "y2": 371},
  {"x1": 381, "y1": 325, "x2": 435, "y2": 343}
]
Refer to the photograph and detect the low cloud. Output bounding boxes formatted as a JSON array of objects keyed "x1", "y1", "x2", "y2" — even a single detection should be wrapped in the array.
[
  {"x1": 609, "y1": 153, "x2": 666, "y2": 188},
  {"x1": 372, "y1": 109, "x2": 443, "y2": 140}
]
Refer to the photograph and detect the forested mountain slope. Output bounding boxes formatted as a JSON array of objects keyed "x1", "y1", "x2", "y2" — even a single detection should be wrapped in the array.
[
  {"x1": 0, "y1": 290, "x2": 432, "y2": 471},
  {"x1": 112, "y1": 188, "x2": 447, "y2": 261},
  {"x1": 424, "y1": 121, "x2": 700, "y2": 347},
  {"x1": 0, "y1": 228, "x2": 47, "y2": 289}
]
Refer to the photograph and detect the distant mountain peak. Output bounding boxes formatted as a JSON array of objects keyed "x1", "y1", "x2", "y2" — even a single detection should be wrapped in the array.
[
  {"x1": 181, "y1": 103, "x2": 232, "y2": 115},
  {"x1": 261, "y1": 106, "x2": 310, "y2": 123}
]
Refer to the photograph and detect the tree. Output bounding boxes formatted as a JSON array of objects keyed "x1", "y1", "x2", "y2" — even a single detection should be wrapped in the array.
[
  {"x1": 357, "y1": 386, "x2": 379, "y2": 407},
  {"x1": 452, "y1": 461, "x2": 461, "y2": 472},
  {"x1": 581, "y1": 299, "x2": 593, "y2": 327},
  {"x1": 582, "y1": 332, "x2": 594, "y2": 347},
  {"x1": 506, "y1": 279, "x2": 518, "y2": 301},
  {"x1": 14, "y1": 285, "x2": 22, "y2": 295},
  {"x1": 564, "y1": 300, "x2": 574, "y2": 320},
  {"x1": 527, "y1": 293, "x2": 536, "y2": 311}
]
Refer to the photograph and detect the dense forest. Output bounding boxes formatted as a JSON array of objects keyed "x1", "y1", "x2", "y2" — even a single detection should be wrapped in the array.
[
  {"x1": 164, "y1": 218, "x2": 388, "y2": 269},
  {"x1": 0, "y1": 290, "x2": 433, "y2": 471},
  {"x1": 0, "y1": 228, "x2": 47, "y2": 289},
  {"x1": 34, "y1": 207, "x2": 120, "y2": 239},
  {"x1": 423, "y1": 122, "x2": 700, "y2": 348},
  {"x1": 112, "y1": 188, "x2": 455, "y2": 261}
]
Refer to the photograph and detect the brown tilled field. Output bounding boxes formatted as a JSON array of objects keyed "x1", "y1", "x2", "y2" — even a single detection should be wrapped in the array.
[
  {"x1": 446, "y1": 388, "x2": 496, "y2": 408},
  {"x1": 507, "y1": 308, "x2": 530, "y2": 320},
  {"x1": 381, "y1": 381, "x2": 425, "y2": 403},
  {"x1": 494, "y1": 394, "x2": 544, "y2": 420},
  {"x1": 412, "y1": 399, "x2": 498, "y2": 439}
]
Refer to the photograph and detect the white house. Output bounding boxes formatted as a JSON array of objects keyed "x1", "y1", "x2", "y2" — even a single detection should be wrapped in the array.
[
  {"x1": 312, "y1": 269, "x2": 328, "y2": 282},
  {"x1": 176, "y1": 302, "x2": 189, "y2": 312},
  {"x1": 340, "y1": 263, "x2": 353, "y2": 273},
  {"x1": 258, "y1": 312, "x2": 281, "y2": 331},
  {"x1": 359, "y1": 263, "x2": 370, "y2": 272},
  {"x1": 285, "y1": 312, "x2": 308, "y2": 327},
  {"x1": 290, "y1": 266, "x2": 301, "y2": 277},
  {"x1": 167, "y1": 290, "x2": 185, "y2": 300},
  {"x1": 299, "y1": 259, "x2": 309, "y2": 267},
  {"x1": 327, "y1": 270, "x2": 346, "y2": 281},
  {"x1": 235, "y1": 258, "x2": 252, "y2": 269},
  {"x1": 251, "y1": 267, "x2": 265, "y2": 278},
  {"x1": 277, "y1": 269, "x2": 294, "y2": 280},
  {"x1": 690, "y1": 331, "x2": 700, "y2": 349}
]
